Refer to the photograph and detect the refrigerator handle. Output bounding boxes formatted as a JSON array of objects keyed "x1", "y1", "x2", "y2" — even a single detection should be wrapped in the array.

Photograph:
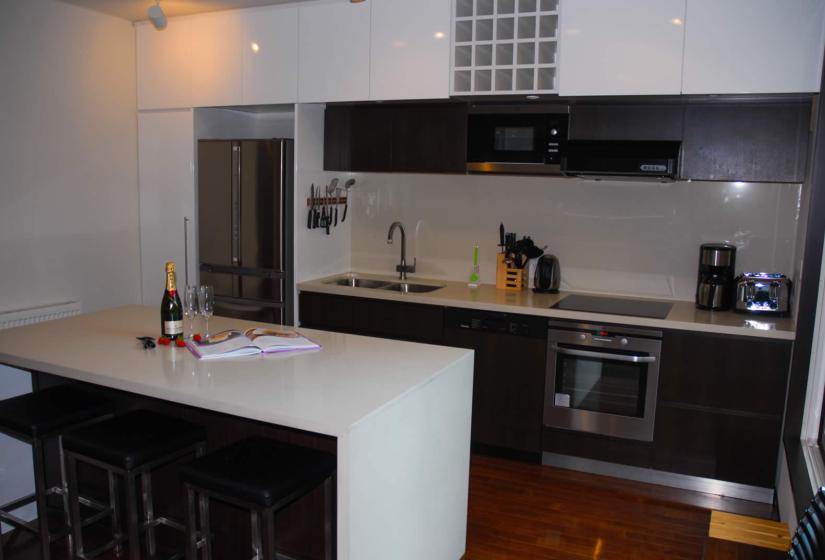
[
  {"x1": 279, "y1": 140, "x2": 286, "y2": 272},
  {"x1": 231, "y1": 143, "x2": 241, "y2": 266}
]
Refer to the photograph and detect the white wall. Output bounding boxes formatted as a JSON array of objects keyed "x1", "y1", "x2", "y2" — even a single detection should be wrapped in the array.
[
  {"x1": 293, "y1": 104, "x2": 353, "y2": 321},
  {"x1": 351, "y1": 174, "x2": 801, "y2": 301},
  {"x1": 0, "y1": 0, "x2": 140, "y2": 314}
]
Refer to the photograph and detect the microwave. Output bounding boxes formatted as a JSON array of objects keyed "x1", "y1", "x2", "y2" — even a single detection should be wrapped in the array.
[{"x1": 466, "y1": 105, "x2": 569, "y2": 175}]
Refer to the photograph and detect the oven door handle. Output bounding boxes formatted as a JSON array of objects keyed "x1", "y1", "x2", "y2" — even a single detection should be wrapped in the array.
[{"x1": 552, "y1": 344, "x2": 657, "y2": 363}]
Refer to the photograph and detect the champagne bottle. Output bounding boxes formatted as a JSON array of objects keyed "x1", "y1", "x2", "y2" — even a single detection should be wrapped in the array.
[{"x1": 160, "y1": 261, "x2": 183, "y2": 340}]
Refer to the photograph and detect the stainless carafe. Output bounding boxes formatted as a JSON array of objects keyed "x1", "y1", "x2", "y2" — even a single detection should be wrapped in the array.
[{"x1": 695, "y1": 243, "x2": 736, "y2": 311}]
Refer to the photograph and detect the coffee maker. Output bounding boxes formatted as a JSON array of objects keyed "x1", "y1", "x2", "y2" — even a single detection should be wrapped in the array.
[{"x1": 696, "y1": 243, "x2": 736, "y2": 310}]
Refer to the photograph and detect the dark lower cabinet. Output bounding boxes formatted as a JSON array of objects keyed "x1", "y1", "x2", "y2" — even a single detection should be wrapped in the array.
[
  {"x1": 653, "y1": 404, "x2": 782, "y2": 487},
  {"x1": 443, "y1": 308, "x2": 547, "y2": 461},
  {"x1": 298, "y1": 291, "x2": 443, "y2": 345},
  {"x1": 299, "y1": 293, "x2": 547, "y2": 462},
  {"x1": 299, "y1": 291, "x2": 793, "y2": 484},
  {"x1": 542, "y1": 428, "x2": 653, "y2": 469},
  {"x1": 653, "y1": 330, "x2": 792, "y2": 488}
]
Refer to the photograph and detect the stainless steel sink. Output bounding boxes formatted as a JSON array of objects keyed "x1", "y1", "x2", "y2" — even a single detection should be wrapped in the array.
[
  {"x1": 382, "y1": 283, "x2": 444, "y2": 293},
  {"x1": 326, "y1": 277, "x2": 394, "y2": 289}
]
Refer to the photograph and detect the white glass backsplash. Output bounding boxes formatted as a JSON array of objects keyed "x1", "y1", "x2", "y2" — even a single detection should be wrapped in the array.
[{"x1": 349, "y1": 174, "x2": 801, "y2": 301}]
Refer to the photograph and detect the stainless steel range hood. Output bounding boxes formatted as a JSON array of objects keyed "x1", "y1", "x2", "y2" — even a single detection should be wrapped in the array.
[{"x1": 561, "y1": 140, "x2": 681, "y2": 181}]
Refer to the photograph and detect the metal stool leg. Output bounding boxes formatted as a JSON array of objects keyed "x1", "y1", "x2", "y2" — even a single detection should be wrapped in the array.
[
  {"x1": 184, "y1": 485, "x2": 198, "y2": 560},
  {"x1": 109, "y1": 471, "x2": 123, "y2": 556},
  {"x1": 125, "y1": 472, "x2": 141, "y2": 560},
  {"x1": 250, "y1": 511, "x2": 263, "y2": 560},
  {"x1": 57, "y1": 436, "x2": 74, "y2": 560},
  {"x1": 199, "y1": 493, "x2": 211, "y2": 560},
  {"x1": 67, "y1": 453, "x2": 85, "y2": 558},
  {"x1": 32, "y1": 437, "x2": 52, "y2": 560},
  {"x1": 141, "y1": 472, "x2": 156, "y2": 557},
  {"x1": 261, "y1": 509, "x2": 276, "y2": 560}
]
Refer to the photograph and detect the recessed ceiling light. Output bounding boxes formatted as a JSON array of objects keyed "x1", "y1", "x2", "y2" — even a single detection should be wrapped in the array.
[
  {"x1": 434, "y1": 31, "x2": 446, "y2": 39},
  {"x1": 526, "y1": 95, "x2": 540, "y2": 100},
  {"x1": 671, "y1": 18, "x2": 683, "y2": 25},
  {"x1": 250, "y1": 42, "x2": 260, "y2": 53}
]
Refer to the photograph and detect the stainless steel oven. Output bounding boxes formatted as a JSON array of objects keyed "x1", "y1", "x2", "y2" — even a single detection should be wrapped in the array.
[{"x1": 544, "y1": 321, "x2": 662, "y2": 442}]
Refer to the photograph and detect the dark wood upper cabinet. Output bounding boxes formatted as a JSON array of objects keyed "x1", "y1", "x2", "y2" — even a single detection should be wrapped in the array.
[
  {"x1": 569, "y1": 102, "x2": 685, "y2": 141},
  {"x1": 392, "y1": 103, "x2": 468, "y2": 173},
  {"x1": 324, "y1": 102, "x2": 468, "y2": 174},
  {"x1": 569, "y1": 98, "x2": 811, "y2": 183},
  {"x1": 680, "y1": 100, "x2": 811, "y2": 183},
  {"x1": 324, "y1": 104, "x2": 394, "y2": 173}
]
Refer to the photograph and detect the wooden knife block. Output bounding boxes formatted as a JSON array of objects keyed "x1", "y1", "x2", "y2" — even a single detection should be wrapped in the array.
[{"x1": 496, "y1": 253, "x2": 527, "y2": 291}]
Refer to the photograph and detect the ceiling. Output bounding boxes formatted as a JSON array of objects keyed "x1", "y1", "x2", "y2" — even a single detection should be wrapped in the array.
[{"x1": 56, "y1": 0, "x2": 307, "y2": 22}]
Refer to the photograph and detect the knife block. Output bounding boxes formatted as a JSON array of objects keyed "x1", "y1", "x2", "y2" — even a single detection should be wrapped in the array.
[{"x1": 496, "y1": 253, "x2": 527, "y2": 291}]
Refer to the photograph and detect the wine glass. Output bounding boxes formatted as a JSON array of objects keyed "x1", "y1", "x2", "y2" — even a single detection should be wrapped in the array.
[
  {"x1": 198, "y1": 285, "x2": 214, "y2": 339},
  {"x1": 183, "y1": 286, "x2": 197, "y2": 339}
]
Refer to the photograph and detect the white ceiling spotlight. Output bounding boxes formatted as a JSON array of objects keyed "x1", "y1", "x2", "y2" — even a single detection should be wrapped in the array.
[{"x1": 148, "y1": 0, "x2": 167, "y2": 30}]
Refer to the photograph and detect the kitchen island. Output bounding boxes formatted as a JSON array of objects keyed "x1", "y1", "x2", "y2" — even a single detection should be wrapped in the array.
[{"x1": 0, "y1": 305, "x2": 474, "y2": 560}]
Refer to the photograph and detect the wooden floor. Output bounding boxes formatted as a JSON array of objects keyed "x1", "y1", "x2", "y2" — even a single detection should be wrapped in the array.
[
  {"x1": 3, "y1": 454, "x2": 780, "y2": 560},
  {"x1": 466, "y1": 454, "x2": 777, "y2": 560}
]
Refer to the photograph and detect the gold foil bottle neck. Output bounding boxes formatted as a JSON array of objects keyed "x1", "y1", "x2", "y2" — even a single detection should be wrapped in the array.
[{"x1": 165, "y1": 262, "x2": 177, "y2": 292}]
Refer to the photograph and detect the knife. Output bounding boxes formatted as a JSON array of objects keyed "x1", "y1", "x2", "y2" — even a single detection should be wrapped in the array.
[
  {"x1": 499, "y1": 223, "x2": 505, "y2": 252},
  {"x1": 308, "y1": 185, "x2": 315, "y2": 229}
]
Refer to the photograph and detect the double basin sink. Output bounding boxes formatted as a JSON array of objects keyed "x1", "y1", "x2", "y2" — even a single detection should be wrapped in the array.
[{"x1": 325, "y1": 275, "x2": 444, "y2": 294}]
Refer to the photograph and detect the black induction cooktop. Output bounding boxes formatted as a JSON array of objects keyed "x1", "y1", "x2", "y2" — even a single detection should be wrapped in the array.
[{"x1": 552, "y1": 294, "x2": 673, "y2": 320}]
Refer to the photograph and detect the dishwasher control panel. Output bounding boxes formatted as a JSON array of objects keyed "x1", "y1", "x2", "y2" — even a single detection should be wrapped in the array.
[{"x1": 445, "y1": 308, "x2": 546, "y2": 339}]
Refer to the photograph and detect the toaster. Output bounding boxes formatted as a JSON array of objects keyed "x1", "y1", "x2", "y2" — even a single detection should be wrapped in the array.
[{"x1": 734, "y1": 273, "x2": 791, "y2": 315}]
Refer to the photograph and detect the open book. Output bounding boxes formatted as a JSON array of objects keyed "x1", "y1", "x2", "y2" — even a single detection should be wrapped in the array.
[{"x1": 185, "y1": 327, "x2": 320, "y2": 360}]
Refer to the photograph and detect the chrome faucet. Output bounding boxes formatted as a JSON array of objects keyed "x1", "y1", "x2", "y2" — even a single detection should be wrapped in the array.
[{"x1": 387, "y1": 221, "x2": 416, "y2": 280}]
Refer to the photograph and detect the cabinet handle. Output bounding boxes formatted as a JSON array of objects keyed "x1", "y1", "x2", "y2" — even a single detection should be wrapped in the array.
[{"x1": 552, "y1": 344, "x2": 657, "y2": 363}]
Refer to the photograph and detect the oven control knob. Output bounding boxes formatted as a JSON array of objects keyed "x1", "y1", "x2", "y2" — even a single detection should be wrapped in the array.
[
  {"x1": 578, "y1": 333, "x2": 586, "y2": 341},
  {"x1": 620, "y1": 338, "x2": 628, "y2": 345}
]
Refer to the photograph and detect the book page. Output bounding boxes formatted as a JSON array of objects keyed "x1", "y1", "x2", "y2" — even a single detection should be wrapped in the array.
[
  {"x1": 186, "y1": 330, "x2": 257, "y2": 359},
  {"x1": 243, "y1": 327, "x2": 321, "y2": 353}
]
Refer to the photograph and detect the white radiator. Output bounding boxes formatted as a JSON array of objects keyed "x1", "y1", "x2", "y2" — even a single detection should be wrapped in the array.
[{"x1": 0, "y1": 300, "x2": 82, "y2": 330}]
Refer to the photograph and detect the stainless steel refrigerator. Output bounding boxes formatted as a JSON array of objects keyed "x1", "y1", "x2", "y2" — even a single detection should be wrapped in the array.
[{"x1": 197, "y1": 139, "x2": 293, "y2": 325}]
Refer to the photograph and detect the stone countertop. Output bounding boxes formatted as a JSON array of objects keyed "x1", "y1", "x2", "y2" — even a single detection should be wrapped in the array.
[
  {"x1": 298, "y1": 273, "x2": 796, "y2": 341},
  {"x1": 0, "y1": 305, "x2": 473, "y2": 437}
]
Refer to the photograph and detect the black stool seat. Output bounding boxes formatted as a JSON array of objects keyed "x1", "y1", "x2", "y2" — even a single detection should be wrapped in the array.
[
  {"x1": 0, "y1": 384, "x2": 113, "y2": 438},
  {"x1": 64, "y1": 409, "x2": 206, "y2": 470},
  {"x1": 180, "y1": 437, "x2": 336, "y2": 508}
]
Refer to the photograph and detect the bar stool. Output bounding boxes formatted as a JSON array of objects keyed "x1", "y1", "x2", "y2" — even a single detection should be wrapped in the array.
[
  {"x1": 63, "y1": 409, "x2": 207, "y2": 559},
  {"x1": 0, "y1": 384, "x2": 113, "y2": 560},
  {"x1": 180, "y1": 437, "x2": 336, "y2": 560}
]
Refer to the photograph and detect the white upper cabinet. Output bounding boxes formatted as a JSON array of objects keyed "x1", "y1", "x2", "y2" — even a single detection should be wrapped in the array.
[
  {"x1": 558, "y1": 0, "x2": 686, "y2": 96},
  {"x1": 682, "y1": 0, "x2": 825, "y2": 94},
  {"x1": 136, "y1": 19, "x2": 192, "y2": 110},
  {"x1": 298, "y1": 0, "x2": 371, "y2": 103},
  {"x1": 370, "y1": 0, "x2": 451, "y2": 100},
  {"x1": 241, "y1": 5, "x2": 299, "y2": 104},
  {"x1": 190, "y1": 11, "x2": 243, "y2": 107}
]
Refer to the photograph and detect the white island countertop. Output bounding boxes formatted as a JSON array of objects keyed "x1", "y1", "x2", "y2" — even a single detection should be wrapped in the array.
[
  {"x1": 0, "y1": 305, "x2": 471, "y2": 438},
  {"x1": 0, "y1": 305, "x2": 475, "y2": 560}
]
